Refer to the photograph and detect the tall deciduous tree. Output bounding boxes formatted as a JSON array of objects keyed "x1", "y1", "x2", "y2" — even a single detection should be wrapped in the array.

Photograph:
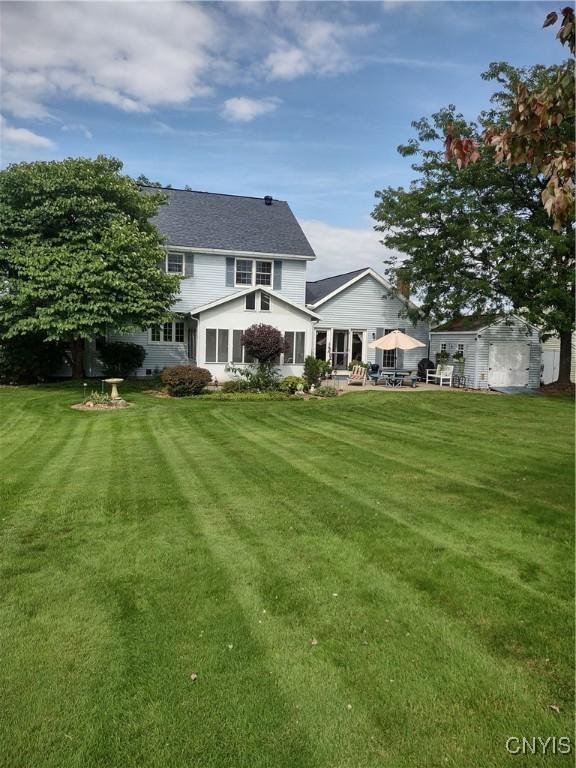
[
  {"x1": 0, "y1": 156, "x2": 180, "y2": 378},
  {"x1": 446, "y1": 8, "x2": 574, "y2": 230},
  {"x1": 372, "y1": 101, "x2": 574, "y2": 383}
]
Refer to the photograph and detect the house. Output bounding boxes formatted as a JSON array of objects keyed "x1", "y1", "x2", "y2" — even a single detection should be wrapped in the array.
[
  {"x1": 541, "y1": 333, "x2": 576, "y2": 384},
  {"x1": 88, "y1": 187, "x2": 430, "y2": 379},
  {"x1": 430, "y1": 315, "x2": 541, "y2": 390}
]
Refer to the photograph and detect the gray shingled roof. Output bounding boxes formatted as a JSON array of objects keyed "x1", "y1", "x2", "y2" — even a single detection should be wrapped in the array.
[
  {"x1": 144, "y1": 186, "x2": 316, "y2": 258},
  {"x1": 306, "y1": 268, "x2": 369, "y2": 304}
]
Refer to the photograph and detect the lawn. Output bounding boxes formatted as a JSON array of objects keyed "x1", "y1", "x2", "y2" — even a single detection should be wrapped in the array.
[{"x1": 0, "y1": 384, "x2": 573, "y2": 768}]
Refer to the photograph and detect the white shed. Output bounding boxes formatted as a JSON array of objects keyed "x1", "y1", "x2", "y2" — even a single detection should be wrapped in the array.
[{"x1": 430, "y1": 315, "x2": 541, "y2": 390}]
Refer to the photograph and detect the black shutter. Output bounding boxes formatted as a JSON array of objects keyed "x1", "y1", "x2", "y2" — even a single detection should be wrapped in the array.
[
  {"x1": 184, "y1": 253, "x2": 194, "y2": 277},
  {"x1": 273, "y1": 260, "x2": 282, "y2": 290},
  {"x1": 375, "y1": 327, "x2": 384, "y2": 367},
  {"x1": 225, "y1": 257, "x2": 235, "y2": 287}
]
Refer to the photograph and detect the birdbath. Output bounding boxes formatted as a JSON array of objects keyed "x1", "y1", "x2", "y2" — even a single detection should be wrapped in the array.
[{"x1": 104, "y1": 378, "x2": 124, "y2": 400}]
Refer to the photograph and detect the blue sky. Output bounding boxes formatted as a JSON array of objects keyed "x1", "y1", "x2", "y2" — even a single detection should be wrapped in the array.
[{"x1": 1, "y1": 1, "x2": 568, "y2": 277}]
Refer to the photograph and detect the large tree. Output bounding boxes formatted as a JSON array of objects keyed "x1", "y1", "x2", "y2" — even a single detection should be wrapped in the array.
[
  {"x1": 373, "y1": 87, "x2": 574, "y2": 384},
  {"x1": 0, "y1": 156, "x2": 180, "y2": 378}
]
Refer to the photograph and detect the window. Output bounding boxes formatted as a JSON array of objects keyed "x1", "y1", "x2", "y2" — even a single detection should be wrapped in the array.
[
  {"x1": 457, "y1": 343, "x2": 465, "y2": 354},
  {"x1": 260, "y1": 293, "x2": 270, "y2": 311},
  {"x1": 284, "y1": 332, "x2": 305, "y2": 364},
  {"x1": 440, "y1": 343, "x2": 447, "y2": 352},
  {"x1": 232, "y1": 329, "x2": 256, "y2": 363},
  {"x1": 351, "y1": 331, "x2": 364, "y2": 361},
  {"x1": 381, "y1": 328, "x2": 404, "y2": 368},
  {"x1": 167, "y1": 252, "x2": 184, "y2": 274},
  {"x1": 255, "y1": 261, "x2": 272, "y2": 286},
  {"x1": 236, "y1": 259, "x2": 253, "y2": 285},
  {"x1": 205, "y1": 329, "x2": 229, "y2": 363},
  {"x1": 235, "y1": 258, "x2": 273, "y2": 287},
  {"x1": 245, "y1": 292, "x2": 256, "y2": 310},
  {"x1": 150, "y1": 321, "x2": 185, "y2": 344}
]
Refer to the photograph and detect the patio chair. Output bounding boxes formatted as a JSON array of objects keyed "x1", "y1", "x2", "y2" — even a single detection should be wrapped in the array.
[
  {"x1": 367, "y1": 363, "x2": 381, "y2": 384},
  {"x1": 426, "y1": 365, "x2": 454, "y2": 387},
  {"x1": 347, "y1": 365, "x2": 367, "y2": 386}
]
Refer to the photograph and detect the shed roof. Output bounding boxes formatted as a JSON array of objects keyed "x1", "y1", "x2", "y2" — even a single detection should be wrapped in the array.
[
  {"x1": 143, "y1": 186, "x2": 316, "y2": 258},
  {"x1": 431, "y1": 315, "x2": 499, "y2": 333}
]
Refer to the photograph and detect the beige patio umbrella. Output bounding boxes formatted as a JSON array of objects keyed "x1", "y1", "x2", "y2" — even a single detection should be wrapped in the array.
[{"x1": 369, "y1": 329, "x2": 426, "y2": 376}]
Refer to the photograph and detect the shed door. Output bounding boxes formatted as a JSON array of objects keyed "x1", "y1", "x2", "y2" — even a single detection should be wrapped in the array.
[{"x1": 488, "y1": 343, "x2": 530, "y2": 387}]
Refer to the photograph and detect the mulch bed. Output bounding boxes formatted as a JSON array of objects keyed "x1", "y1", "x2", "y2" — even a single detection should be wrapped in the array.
[
  {"x1": 71, "y1": 400, "x2": 131, "y2": 411},
  {"x1": 539, "y1": 382, "x2": 575, "y2": 396}
]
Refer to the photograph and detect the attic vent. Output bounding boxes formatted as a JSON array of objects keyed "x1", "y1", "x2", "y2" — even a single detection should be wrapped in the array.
[{"x1": 264, "y1": 195, "x2": 273, "y2": 206}]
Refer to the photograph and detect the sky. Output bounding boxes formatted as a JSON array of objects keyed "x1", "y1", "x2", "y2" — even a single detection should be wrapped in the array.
[{"x1": 0, "y1": 0, "x2": 568, "y2": 278}]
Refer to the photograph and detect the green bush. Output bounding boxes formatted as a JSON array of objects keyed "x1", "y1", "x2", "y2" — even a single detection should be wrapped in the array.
[
  {"x1": 220, "y1": 379, "x2": 249, "y2": 393},
  {"x1": 226, "y1": 363, "x2": 281, "y2": 392},
  {"x1": 303, "y1": 356, "x2": 323, "y2": 388},
  {"x1": 83, "y1": 390, "x2": 112, "y2": 404},
  {"x1": 279, "y1": 375, "x2": 305, "y2": 394},
  {"x1": 161, "y1": 365, "x2": 212, "y2": 396},
  {"x1": 97, "y1": 340, "x2": 146, "y2": 376},
  {"x1": 314, "y1": 386, "x2": 338, "y2": 398},
  {"x1": 0, "y1": 332, "x2": 65, "y2": 384},
  {"x1": 197, "y1": 391, "x2": 296, "y2": 401}
]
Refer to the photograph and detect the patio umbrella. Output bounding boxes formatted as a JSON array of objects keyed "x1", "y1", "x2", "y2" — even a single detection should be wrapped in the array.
[{"x1": 369, "y1": 329, "x2": 426, "y2": 377}]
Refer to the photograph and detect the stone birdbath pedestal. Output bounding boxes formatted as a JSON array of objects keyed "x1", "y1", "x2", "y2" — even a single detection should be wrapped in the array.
[{"x1": 104, "y1": 378, "x2": 124, "y2": 400}]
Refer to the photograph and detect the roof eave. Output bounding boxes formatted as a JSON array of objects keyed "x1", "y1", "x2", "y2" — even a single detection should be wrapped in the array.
[{"x1": 164, "y1": 245, "x2": 316, "y2": 261}]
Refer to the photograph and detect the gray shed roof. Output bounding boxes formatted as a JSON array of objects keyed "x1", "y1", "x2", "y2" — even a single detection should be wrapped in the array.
[
  {"x1": 431, "y1": 314, "x2": 499, "y2": 333},
  {"x1": 144, "y1": 186, "x2": 316, "y2": 258},
  {"x1": 305, "y1": 268, "x2": 369, "y2": 304}
]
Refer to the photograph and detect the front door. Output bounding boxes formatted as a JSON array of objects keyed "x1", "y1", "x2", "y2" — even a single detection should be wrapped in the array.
[{"x1": 488, "y1": 342, "x2": 530, "y2": 387}]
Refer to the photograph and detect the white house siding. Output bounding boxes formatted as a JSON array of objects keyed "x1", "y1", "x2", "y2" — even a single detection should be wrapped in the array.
[
  {"x1": 173, "y1": 254, "x2": 307, "y2": 313},
  {"x1": 428, "y1": 332, "x2": 478, "y2": 385},
  {"x1": 541, "y1": 333, "x2": 576, "y2": 384},
  {"x1": 431, "y1": 318, "x2": 541, "y2": 389},
  {"x1": 314, "y1": 274, "x2": 430, "y2": 370},
  {"x1": 106, "y1": 328, "x2": 189, "y2": 377},
  {"x1": 195, "y1": 292, "x2": 313, "y2": 381}
]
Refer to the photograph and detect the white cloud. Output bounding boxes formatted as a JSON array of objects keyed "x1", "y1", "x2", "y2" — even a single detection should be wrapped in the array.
[
  {"x1": 263, "y1": 12, "x2": 376, "y2": 81},
  {"x1": 0, "y1": 115, "x2": 54, "y2": 148},
  {"x1": 1, "y1": 3, "x2": 378, "y2": 120},
  {"x1": 300, "y1": 219, "x2": 405, "y2": 280},
  {"x1": 221, "y1": 96, "x2": 280, "y2": 122},
  {"x1": 61, "y1": 123, "x2": 93, "y2": 139},
  {"x1": 2, "y1": 2, "x2": 220, "y2": 118}
]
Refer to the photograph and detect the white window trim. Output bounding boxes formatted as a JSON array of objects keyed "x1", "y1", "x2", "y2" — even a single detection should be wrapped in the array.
[
  {"x1": 235, "y1": 258, "x2": 273, "y2": 288},
  {"x1": 205, "y1": 328, "x2": 230, "y2": 364},
  {"x1": 244, "y1": 291, "x2": 272, "y2": 311},
  {"x1": 149, "y1": 320, "x2": 185, "y2": 344},
  {"x1": 314, "y1": 328, "x2": 367, "y2": 368},
  {"x1": 166, "y1": 251, "x2": 185, "y2": 275},
  {"x1": 283, "y1": 331, "x2": 306, "y2": 365}
]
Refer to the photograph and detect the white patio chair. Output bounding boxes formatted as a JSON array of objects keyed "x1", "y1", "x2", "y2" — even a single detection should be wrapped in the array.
[
  {"x1": 426, "y1": 365, "x2": 454, "y2": 387},
  {"x1": 347, "y1": 365, "x2": 367, "y2": 386}
]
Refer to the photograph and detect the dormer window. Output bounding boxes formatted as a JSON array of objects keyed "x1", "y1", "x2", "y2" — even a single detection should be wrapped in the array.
[
  {"x1": 167, "y1": 252, "x2": 184, "y2": 274},
  {"x1": 235, "y1": 258, "x2": 273, "y2": 287}
]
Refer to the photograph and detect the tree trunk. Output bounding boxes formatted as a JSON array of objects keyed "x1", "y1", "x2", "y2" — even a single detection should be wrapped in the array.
[
  {"x1": 557, "y1": 330, "x2": 573, "y2": 385},
  {"x1": 70, "y1": 338, "x2": 85, "y2": 379}
]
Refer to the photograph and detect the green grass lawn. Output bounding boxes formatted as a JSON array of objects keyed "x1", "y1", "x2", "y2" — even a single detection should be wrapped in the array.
[{"x1": 0, "y1": 385, "x2": 573, "y2": 768}]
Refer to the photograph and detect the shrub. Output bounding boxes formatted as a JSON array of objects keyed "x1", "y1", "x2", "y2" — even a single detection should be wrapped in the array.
[
  {"x1": 314, "y1": 386, "x2": 338, "y2": 398},
  {"x1": 347, "y1": 359, "x2": 368, "y2": 370},
  {"x1": 279, "y1": 375, "x2": 305, "y2": 394},
  {"x1": 241, "y1": 324, "x2": 287, "y2": 363},
  {"x1": 161, "y1": 365, "x2": 212, "y2": 396},
  {"x1": 220, "y1": 379, "x2": 249, "y2": 393},
  {"x1": 303, "y1": 356, "x2": 323, "y2": 388},
  {"x1": 226, "y1": 362, "x2": 281, "y2": 392},
  {"x1": 0, "y1": 332, "x2": 65, "y2": 384},
  {"x1": 97, "y1": 340, "x2": 146, "y2": 376},
  {"x1": 83, "y1": 390, "x2": 112, "y2": 404}
]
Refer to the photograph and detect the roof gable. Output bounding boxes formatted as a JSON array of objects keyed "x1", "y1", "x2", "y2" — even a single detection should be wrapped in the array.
[
  {"x1": 144, "y1": 187, "x2": 316, "y2": 259},
  {"x1": 305, "y1": 268, "x2": 368, "y2": 304},
  {"x1": 190, "y1": 286, "x2": 321, "y2": 319}
]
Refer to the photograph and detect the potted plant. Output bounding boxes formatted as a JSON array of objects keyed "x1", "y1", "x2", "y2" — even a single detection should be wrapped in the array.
[
  {"x1": 436, "y1": 350, "x2": 450, "y2": 369},
  {"x1": 452, "y1": 351, "x2": 465, "y2": 374}
]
